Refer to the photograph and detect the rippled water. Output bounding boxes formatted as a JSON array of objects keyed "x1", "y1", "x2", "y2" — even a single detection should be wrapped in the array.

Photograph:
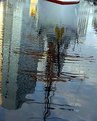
[{"x1": 0, "y1": 0, "x2": 97, "y2": 121}]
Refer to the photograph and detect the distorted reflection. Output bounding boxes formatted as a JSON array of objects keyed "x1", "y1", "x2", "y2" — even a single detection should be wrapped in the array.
[
  {"x1": 1, "y1": 0, "x2": 41, "y2": 109},
  {"x1": 30, "y1": 0, "x2": 38, "y2": 16},
  {"x1": 0, "y1": 2, "x2": 3, "y2": 106},
  {"x1": 0, "y1": 0, "x2": 97, "y2": 121},
  {"x1": 43, "y1": 42, "x2": 56, "y2": 120},
  {"x1": 38, "y1": 0, "x2": 79, "y2": 28},
  {"x1": 77, "y1": 0, "x2": 90, "y2": 41},
  {"x1": 93, "y1": 8, "x2": 97, "y2": 33}
]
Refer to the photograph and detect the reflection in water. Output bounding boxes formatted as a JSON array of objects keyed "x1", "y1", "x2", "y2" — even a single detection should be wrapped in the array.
[
  {"x1": 30, "y1": 0, "x2": 38, "y2": 16},
  {"x1": 93, "y1": 0, "x2": 97, "y2": 6},
  {"x1": 38, "y1": 0, "x2": 79, "y2": 29},
  {"x1": 55, "y1": 26, "x2": 65, "y2": 76},
  {"x1": 43, "y1": 40, "x2": 69, "y2": 120},
  {"x1": 0, "y1": 0, "x2": 97, "y2": 121},
  {"x1": 77, "y1": 0, "x2": 90, "y2": 40},
  {"x1": 43, "y1": 42, "x2": 56, "y2": 120},
  {"x1": 93, "y1": 7, "x2": 97, "y2": 33},
  {"x1": 1, "y1": 0, "x2": 23, "y2": 109},
  {"x1": 0, "y1": 2, "x2": 3, "y2": 105},
  {"x1": 0, "y1": 0, "x2": 83, "y2": 111},
  {"x1": 42, "y1": 25, "x2": 83, "y2": 120}
]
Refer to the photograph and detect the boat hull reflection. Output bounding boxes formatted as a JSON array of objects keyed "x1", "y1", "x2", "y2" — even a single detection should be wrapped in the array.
[
  {"x1": 38, "y1": 0, "x2": 79, "y2": 29},
  {"x1": 47, "y1": 0, "x2": 80, "y2": 5}
]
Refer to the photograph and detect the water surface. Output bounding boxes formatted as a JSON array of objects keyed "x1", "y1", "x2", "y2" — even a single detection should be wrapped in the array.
[{"x1": 0, "y1": 0, "x2": 97, "y2": 121}]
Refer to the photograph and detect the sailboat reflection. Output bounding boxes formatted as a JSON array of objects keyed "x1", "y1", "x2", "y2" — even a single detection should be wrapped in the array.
[
  {"x1": 36, "y1": 2, "x2": 80, "y2": 120},
  {"x1": 43, "y1": 37, "x2": 74, "y2": 120},
  {"x1": 42, "y1": 23, "x2": 76, "y2": 120}
]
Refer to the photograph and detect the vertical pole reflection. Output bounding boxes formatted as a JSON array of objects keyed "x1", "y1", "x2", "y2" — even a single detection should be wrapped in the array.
[
  {"x1": 55, "y1": 26, "x2": 64, "y2": 77},
  {"x1": 43, "y1": 42, "x2": 56, "y2": 121},
  {"x1": 57, "y1": 41, "x2": 60, "y2": 77}
]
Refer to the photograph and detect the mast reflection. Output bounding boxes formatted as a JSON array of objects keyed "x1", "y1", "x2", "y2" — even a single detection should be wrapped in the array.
[
  {"x1": 44, "y1": 42, "x2": 56, "y2": 120},
  {"x1": 43, "y1": 26, "x2": 71, "y2": 120}
]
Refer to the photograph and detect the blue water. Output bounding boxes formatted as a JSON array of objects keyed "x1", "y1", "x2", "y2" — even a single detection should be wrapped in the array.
[{"x1": 0, "y1": 0, "x2": 97, "y2": 121}]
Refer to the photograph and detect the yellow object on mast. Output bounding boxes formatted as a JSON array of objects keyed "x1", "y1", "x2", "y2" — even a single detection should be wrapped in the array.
[
  {"x1": 30, "y1": 0, "x2": 38, "y2": 16},
  {"x1": 55, "y1": 26, "x2": 64, "y2": 41}
]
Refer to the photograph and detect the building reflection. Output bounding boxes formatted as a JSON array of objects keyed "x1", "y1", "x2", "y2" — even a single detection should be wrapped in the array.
[
  {"x1": 93, "y1": 6, "x2": 97, "y2": 33},
  {"x1": 1, "y1": 0, "x2": 24, "y2": 109},
  {"x1": 1, "y1": 0, "x2": 41, "y2": 109},
  {"x1": 77, "y1": 0, "x2": 90, "y2": 41},
  {"x1": 16, "y1": 0, "x2": 40, "y2": 108}
]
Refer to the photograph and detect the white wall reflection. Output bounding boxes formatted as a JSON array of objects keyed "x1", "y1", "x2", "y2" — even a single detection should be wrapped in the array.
[{"x1": 0, "y1": 2, "x2": 3, "y2": 105}]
